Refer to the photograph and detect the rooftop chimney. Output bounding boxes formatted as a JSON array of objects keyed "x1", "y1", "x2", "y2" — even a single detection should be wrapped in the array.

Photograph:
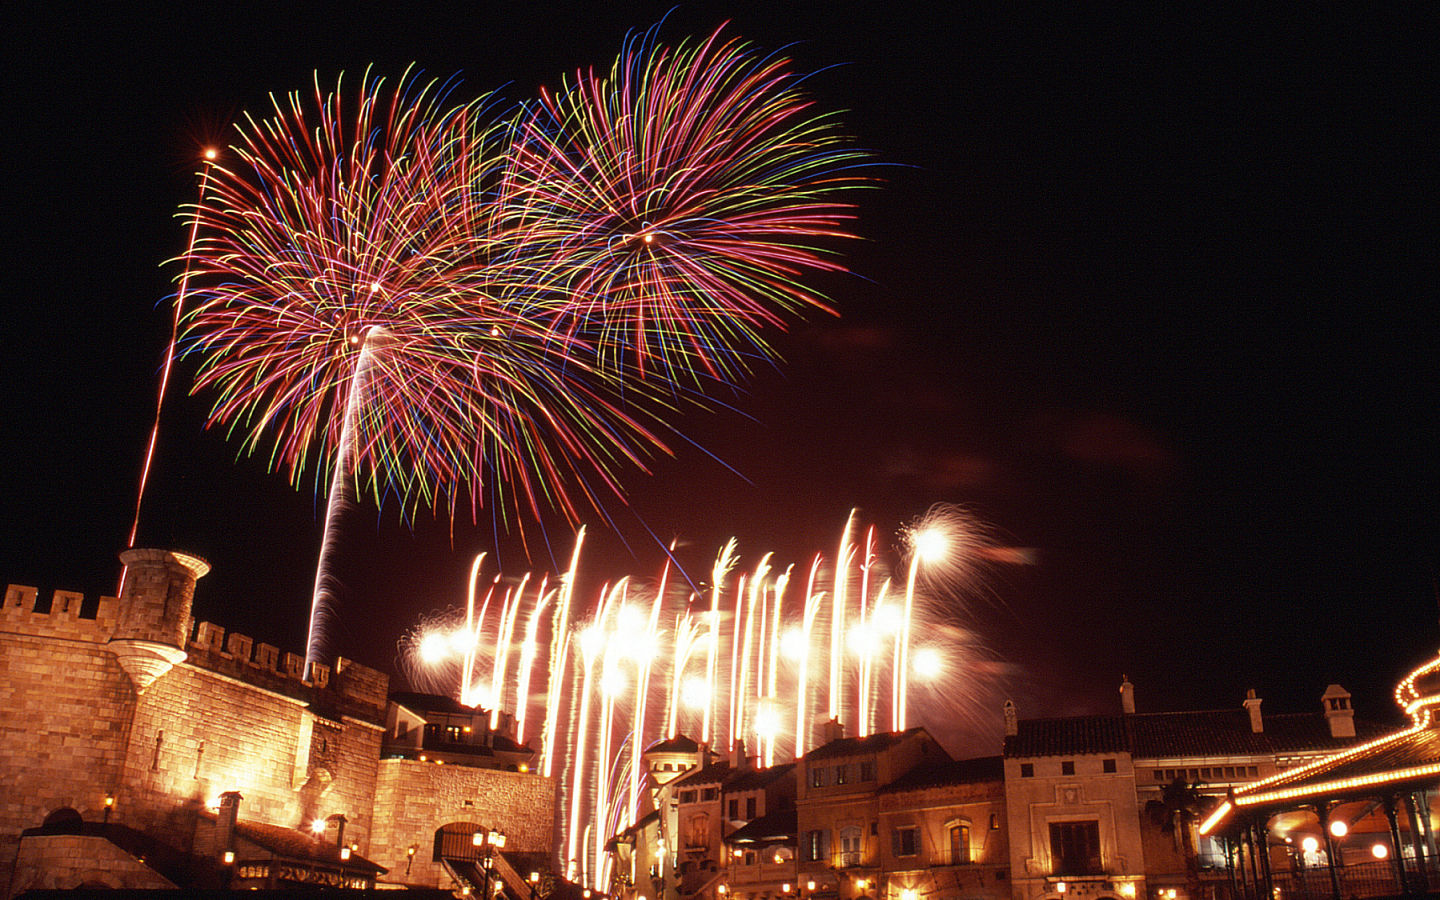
[
  {"x1": 821, "y1": 717, "x2": 845, "y2": 745},
  {"x1": 729, "y1": 738, "x2": 747, "y2": 769},
  {"x1": 217, "y1": 792, "x2": 242, "y2": 857},
  {"x1": 1003, "y1": 700, "x2": 1018, "y2": 737},
  {"x1": 1322, "y1": 684, "x2": 1355, "y2": 737},
  {"x1": 1120, "y1": 676, "x2": 1135, "y2": 715},
  {"x1": 1244, "y1": 689, "x2": 1263, "y2": 733}
]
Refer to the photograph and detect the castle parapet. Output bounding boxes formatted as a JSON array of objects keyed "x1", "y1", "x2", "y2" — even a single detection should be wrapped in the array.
[
  {"x1": 2, "y1": 584, "x2": 119, "y2": 642},
  {"x1": 183, "y1": 619, "x2": 388, "y2": 725}
]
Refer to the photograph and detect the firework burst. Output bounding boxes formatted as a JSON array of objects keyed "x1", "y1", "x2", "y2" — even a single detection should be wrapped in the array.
[
  {"x1": 501, "y1": 23, "x2": 873, "y2": 387},
  {"x1": 179, "y1": 66, "x2": 677, "y2": 525}
]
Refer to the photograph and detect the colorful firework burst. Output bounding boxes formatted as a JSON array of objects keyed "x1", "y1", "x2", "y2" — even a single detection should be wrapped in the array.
[
  {"x1": 501, "y1": 23, "x2": 873, "y2": 388},
  {"x1": 179, "y1": 66, "x2": 676, "y2": 524}
]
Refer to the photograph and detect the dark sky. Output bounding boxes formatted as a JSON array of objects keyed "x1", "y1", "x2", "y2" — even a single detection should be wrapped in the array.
[{"x1": 3, "y1": 2, "x2": 1437, "y2": 755}]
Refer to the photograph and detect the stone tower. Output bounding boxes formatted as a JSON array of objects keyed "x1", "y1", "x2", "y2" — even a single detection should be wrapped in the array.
[{"x1": 107, "y1": 548, "x2": 210, "y2": 693}]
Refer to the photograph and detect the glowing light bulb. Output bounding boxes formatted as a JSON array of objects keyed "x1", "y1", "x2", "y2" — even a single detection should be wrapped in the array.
[
  {"x1": 1329, "y1": 820, "x2": 1348, "y2": 838},
  {"x1": 1301, "y1": 836, "x2": 1319, "y2": 853},
  {"x1": 1372, "y1": 843, "x2": 1389, "y2": 859}
]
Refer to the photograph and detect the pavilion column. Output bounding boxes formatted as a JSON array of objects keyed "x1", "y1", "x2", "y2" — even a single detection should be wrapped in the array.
[
  {"x1": 1384, "y1": 797, "x2": 1409, "y2": 893},
  {"x1": 1404, "y1": 792, "x2": 1429, "y2": 891},
  {"x1": 1319, "y1": 802, "x2": 1342, "y2": 900},
  {"x1": 1418, "y1": 789, "x2": 1439, "y2": 872},
  {"x1": 1244, "y1": 821, "x2": 1262, "y2": 900},
  {"x1": 1254, "y1": 820, "x2": 1275, "y2": 900},
  {"x1": 1224, "y1": 834, "x2": 1240, "y2": 900}
]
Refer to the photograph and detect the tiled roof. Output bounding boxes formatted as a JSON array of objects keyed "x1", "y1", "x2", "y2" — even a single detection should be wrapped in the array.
[
  {"x1": 805, "y1": 728, "x2": 926, "y2": 761},
  {"x1": 1005, "y1": 710, "x2": 1384, "y2": 759},
  {"x1": 1004, "y1": 716, "x2": 1129, "y2": 758},
  {"x1": 881, "y1": 755, "x2": 1004, "y2": 793},
  {"x1": 725, "y1": 808, "x2": 798, "y2": 845},
  {"x1": 390, "y1": 691, "x2": 476, "y2": 715},
  {"x1": 234, "y1": 819, "x2": 385, "y2": 874},
  {"x1": 674, "y1": 761, "x2": 733, "y2": 787},
  {"x1": 647, "y1": 734, "x2": 701, "y2": 754},
  {"x1": 725, "y1": 763, "x2": 794, "y2": 792}
]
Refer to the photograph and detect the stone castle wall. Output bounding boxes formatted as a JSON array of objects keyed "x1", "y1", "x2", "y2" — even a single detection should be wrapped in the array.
[
  {"x1": 371, "y1": 759, "x2": 558, "y2": 888},
  {"x1": 2, "y1": 568, "x2": 557, "y2": 896},
  {"x1": 1, "y1": 577, "x2": 390, "y2": 896},
  {"x1": 0, "y1": 615, "x2": 135, "y2": 895}
]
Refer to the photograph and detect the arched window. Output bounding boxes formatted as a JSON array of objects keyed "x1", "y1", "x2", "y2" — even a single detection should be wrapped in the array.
[{"x1": 946, "y1": 818, "x2": 972, "y2": 864}]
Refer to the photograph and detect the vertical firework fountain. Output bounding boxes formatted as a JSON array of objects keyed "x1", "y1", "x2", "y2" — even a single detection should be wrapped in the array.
[{"x1": 401, "y1": 506, "x2": 990, "y2": 890}]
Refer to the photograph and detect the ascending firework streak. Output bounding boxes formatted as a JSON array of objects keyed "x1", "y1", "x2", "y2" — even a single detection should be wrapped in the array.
[
  {"x1": 122, "y1": 148, "x2": 218, "y2": 594},
  {"x1": 401, "y1": 507, "x2": 993, "y2": 890}
]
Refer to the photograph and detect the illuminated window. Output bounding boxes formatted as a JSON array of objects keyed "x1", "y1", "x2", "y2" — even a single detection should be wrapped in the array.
[
  {"x1": 806, "y1": 830, "x2": 829, "y2": 862},
  {"x1": 840, "y1": 827, "x2": 863, "y2": 866},
  {"x1": 1049, "y1": 821, "x2": 1101, "y2": 875},
  {"x1": 810, "y1": 767, "x2": 826, "y2": 788},
  {"x1": 892, "y1": 826, "x2": 919, "y2": 858},
  {"x1": 687, "y1": 814, "x2": 709, "y2": 848},
  {"x1": 950, "y1": 824, "x2": 971, "y2": 864},
  {"x1": 836, "y1": 764, "x2": 849, "y2": 785}
]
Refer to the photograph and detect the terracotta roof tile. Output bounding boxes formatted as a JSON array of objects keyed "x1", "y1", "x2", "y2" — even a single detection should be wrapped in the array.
[
  {"x1": 881, "y1": 755, "x2": 1004, "y2": 793},
  {"x1": 1005, "y1": 710, "x2": 1383, "y2": 760}
]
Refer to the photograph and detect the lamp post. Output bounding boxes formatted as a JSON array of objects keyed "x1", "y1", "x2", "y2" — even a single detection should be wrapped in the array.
[
  {"x1": 529, "y1": 870, "x2": 541, "y2": 900},
  {"x1": 103, "y1": 795, "x2": 114, "y2": 825},
  {"x1": 407, "y1": 845, "x2": 417, "y2": 877},
  {"x1": 475, "y1": 829, "x2": 506, "y2": 899}
]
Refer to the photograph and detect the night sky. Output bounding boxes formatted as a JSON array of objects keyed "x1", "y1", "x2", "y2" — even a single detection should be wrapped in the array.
[{"x1": 3, "y1": 3, "x2": 1436, "y2": 755}]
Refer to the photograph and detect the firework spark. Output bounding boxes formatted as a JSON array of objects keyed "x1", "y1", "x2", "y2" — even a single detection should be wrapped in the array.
[
  {"x1": 501, "y1": 23, "x2": 872, "y2": 386},
  {"x1": 402, "y1": 512, "x2": 996, "y2": 890}
]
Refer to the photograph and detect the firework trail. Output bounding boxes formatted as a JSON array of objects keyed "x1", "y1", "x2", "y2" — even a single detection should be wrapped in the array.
[
  {"x1": 122, "y1": 149, "x2": 219, "y2": 594},
  {"x1": 404, "y1": 510, "x2": 999, "y2": 890}
]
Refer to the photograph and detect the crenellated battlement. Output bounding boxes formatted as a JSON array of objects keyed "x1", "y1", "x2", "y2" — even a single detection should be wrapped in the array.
[
  {"x1": 183, "y1": 619, "x2": 389, "y2": 725},
  {"x1": 1, "y1": 583, "x2": 120, "y2": 642}
]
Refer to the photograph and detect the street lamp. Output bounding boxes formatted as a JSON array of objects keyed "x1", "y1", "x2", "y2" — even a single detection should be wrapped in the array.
[
  {"x1": 529, "y1": 870, "x2": 542, "y2": 900},
  {"x1": 407, "y1": 845, "x2": 417, "y2": 877},
  {"x1": 476, "y1": 830, "x2": 506, "y2": 899}
]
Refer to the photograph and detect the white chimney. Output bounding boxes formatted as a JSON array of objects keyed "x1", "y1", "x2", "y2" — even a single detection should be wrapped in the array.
[
  {"x1": 1120, "y1": 676, "x2": 1135, "y2": 715},
  {"x1": 1322, "y1": 684, "x2": 1355, "y2": 738},
  {"x1": 1244, "y1": 689, "x2": 1263, "y2": 733},
  {"x1": 1003, "y1": 700, "x2": 1018, "y2": 737}
]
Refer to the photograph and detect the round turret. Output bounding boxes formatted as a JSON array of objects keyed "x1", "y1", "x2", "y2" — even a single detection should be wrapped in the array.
[{"x1": 108, "y1": 549, "x2": 210, "y2": 693}]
